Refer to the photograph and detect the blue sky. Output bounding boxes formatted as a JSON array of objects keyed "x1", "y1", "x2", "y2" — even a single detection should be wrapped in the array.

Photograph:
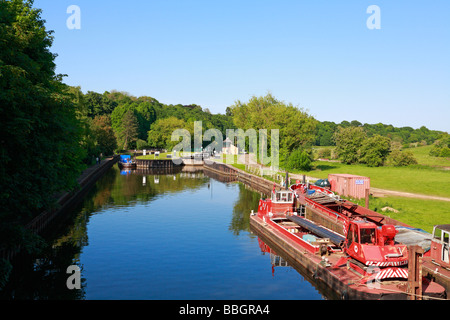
[{"x1": 34, "y1": 0, "x2": 449, "y2": 132}]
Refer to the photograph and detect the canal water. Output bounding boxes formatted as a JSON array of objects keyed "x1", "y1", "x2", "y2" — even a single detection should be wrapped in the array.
[{"x1": 2, "y1": 166, "x2": 327, "y2": 300}]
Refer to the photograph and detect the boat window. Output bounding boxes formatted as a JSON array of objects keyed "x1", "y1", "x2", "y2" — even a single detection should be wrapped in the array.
[
  {"x1": 347, "y1": 224, "x2": 359, "y2": 243},
  {"x1": 360, "y1": 228, "x2": 376, "y2": 244},
  {"x1": 347, "y1": 226, "x2": 353, "y2": 243},
  {"x1": 444, "y1": 232, "x2": 449, "y2": 244},
  {"x1": 276, "y1": 193, "x2": 281, "y2": 201},
  {"x1": 434, "y1": 228, "x2": 442, "y2": 240}
]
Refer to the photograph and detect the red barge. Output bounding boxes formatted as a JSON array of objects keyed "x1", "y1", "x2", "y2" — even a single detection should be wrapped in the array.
[{"x1": 249, "y1": 185, "x2": 447, "y2": 300}]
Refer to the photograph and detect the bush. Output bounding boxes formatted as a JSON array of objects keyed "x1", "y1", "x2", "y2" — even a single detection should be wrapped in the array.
[
  {"x1": 317, "y1": 148, "x2": 331, "y2": 159},
  {"x1": 389, "y1": 150, "x2": 418, "y2": 166},
  {"x1": 136, "y1": 139, "x2": 151, "y2": 150},
  {"x1": 430, "y1": 134, "x2": 450, "y2": 158},
  {"x1": 286, "y1": 150, "x2": 312, "y2": 171}
]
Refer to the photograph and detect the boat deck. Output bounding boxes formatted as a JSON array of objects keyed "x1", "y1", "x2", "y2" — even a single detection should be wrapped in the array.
[{"x1": 250, "y1": 213, "x2": 446, "y2": 300}]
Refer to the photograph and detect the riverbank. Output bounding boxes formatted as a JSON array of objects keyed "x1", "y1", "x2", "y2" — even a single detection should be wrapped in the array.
[{"x1": 0, "y1": 156, "x2": 119, "y2": 262}]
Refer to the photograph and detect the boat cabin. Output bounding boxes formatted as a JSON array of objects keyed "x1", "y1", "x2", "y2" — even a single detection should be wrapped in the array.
[
  {"x1": 272, "y1": 190, "x2": 294, "y2": 203},
  {"x1": 258, "y1": 190, "x2": 295, "y2": 218},
  {"x1": 430, "y1": 225, "x2": 450, "y2": 268}
]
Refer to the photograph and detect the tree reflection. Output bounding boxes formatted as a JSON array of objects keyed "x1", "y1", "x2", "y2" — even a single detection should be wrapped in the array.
[
  {"x1": 1, "y1": 166, "x2": 266, "y2": 299},
  {"x1": 229, "y1": 184, "x2": 263, "y2": 236}
]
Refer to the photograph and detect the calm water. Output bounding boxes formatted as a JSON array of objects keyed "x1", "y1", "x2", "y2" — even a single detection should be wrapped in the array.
[{"x1": 2, "y1": 166, "x2": 326, "y2": 300}]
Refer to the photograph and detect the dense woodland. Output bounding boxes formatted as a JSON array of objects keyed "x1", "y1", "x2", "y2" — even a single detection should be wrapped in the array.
[{"x1": 0, "y1": 0, "x2": 448, "y2": 287}]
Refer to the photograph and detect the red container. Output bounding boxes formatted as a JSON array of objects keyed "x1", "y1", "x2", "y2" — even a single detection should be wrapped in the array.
[{"x1": 328, "y1": 174, "x2": 370, "y2": 199}]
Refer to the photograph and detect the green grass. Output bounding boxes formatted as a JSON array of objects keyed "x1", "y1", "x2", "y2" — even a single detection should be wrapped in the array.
[
  {"x1": 407, "y1": 145, "x2": 450, "y2": 168},
  {"x1": 211, "y1": 154, "x2": 247, "y2": 171},
  {"x1": 349, "y1": 196, "x2": 450, "y2": 233},
  {"x1": 307, "y1": 161, "x2": 450, "y2": 198}
]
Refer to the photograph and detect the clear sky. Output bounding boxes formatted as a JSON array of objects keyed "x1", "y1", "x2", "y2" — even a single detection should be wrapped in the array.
[{"x1": 34, "y1": 0, "x2": 449, "y2": 132}]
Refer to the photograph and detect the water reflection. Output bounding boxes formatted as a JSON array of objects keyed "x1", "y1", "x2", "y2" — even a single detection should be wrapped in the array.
[
  {"x1": 1, "y1": 166, "x2": 324, "y2": 300},
  {"x1": 251, "y1": 230, "x2": 340, "y2": 300}
]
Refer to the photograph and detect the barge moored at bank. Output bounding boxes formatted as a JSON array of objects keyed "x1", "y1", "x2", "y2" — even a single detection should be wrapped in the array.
[{"x1": 249, "y1": 187, "x2": 446, "y2": 300}]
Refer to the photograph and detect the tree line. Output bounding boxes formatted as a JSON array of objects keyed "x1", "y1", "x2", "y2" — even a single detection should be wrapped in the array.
[
  {"x1": 68, "y1": 88, "x2": 236, "y2": 161},
  {"x1": 316, "y1": 120, "x2": 445, "y2": 148}
]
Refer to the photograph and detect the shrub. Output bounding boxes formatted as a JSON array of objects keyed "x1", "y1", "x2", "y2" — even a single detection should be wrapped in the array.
[
  {"x1": 286, "y1": 150, "x2": 312, "y2": 171},
  {"x1": 317, "y1": 148, "x2": 332, "y2": 159},
  {"x1": 389, "y1": 150, "x2": 418, "y2": 166},
  {"x1": 136, "y1": 139, "x2": 151, "y2": 150},
  {"x1": 358, "y1": 135, "x2": 391, "y2": 167}
]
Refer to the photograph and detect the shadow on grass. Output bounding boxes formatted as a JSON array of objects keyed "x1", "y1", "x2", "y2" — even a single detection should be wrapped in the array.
[{"x1": 314, "y1": 164, "x2": 338, "y2": 171}]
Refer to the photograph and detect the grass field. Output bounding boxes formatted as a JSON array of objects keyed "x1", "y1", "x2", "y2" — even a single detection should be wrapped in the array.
[
  {"x1": 304, "y1": 145, "x2": 450, "y2": 198},
  {"x1": 349, "y1": 195, "x2": 450, "y2": 233},
  {"x1": 407, "y1": 145, "x2": 450, "y2": 167},
  {"x1": 308, "y1": 161, "x2": 450, "y2": 198}
]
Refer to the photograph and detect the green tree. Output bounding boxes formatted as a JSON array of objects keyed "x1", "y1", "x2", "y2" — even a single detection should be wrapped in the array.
[
  {"x1": 147, "y1": 117, "x2": 189, "y2": 150},
  {"x1": 0, "y1": 0, "x2": 85, "y2": 282},
  {"x1": 388, "y1": 150, "x2": 418, "y2": 166},
  {"x1": 135, "y1": 102, "x2": 156, "y2": 140},
  {"x1": 116, "y1": 110, "x2": 139, "y2": 150},
  {"x1": 230, "y1": 93, "x2": 317, "y2": 158},
  {"x1": 333, "y1": 127, "x2": 367, "y2": 164},
  {"x1": 430, "y1": 134, "x2": 450, "y2": 158},
  {"x1": 286, "y1": 149, "x2": 312, "y2": 171},
  {"x1": 84, "y1": 91, "x2": 118, "y2": 117},
  {"x1": 90, "y1": 115, "x2": 117, "y2": 156},
  {"x1": 358, "y1": 135, "x2": 391, "y2": 167}
]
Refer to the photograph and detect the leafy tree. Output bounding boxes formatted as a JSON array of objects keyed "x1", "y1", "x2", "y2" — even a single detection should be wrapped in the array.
[
  {"x1": 116, "y1": 110, "x2": 139, "y2": 150},
  {"x1": 358, "y1": 135, "x2": 391, "y2": 167},
  {"x1": 135, "y1": 102, "x2": 156, "y2": 140},
  {"x1": 286, "y1": 149, "x2": 312, "y2": 171},
  {"x1": 90, "y1": 115, "x2": 117, "y2": 156},
  {"x1": 84, "y1": 91, "x2": 118, "y2": 117},
  {"x1": 388, "y1": 150, "x2": 418, "y2": 166},
  {"x1": 147, "y1": 116, "x2": 188, "y2": 150},
  {"x1": 0, "y1": 0, "x2": 85, "y2": 280},
  {"x1": 230, "y1": 93, "x2": 317, "y2": 157},
  {"x1": 430, "y1": 134, "x2": 450, "y2": 158},
  {"x1": 333, "y1": 127, "x2": 367, "y2": 164}
]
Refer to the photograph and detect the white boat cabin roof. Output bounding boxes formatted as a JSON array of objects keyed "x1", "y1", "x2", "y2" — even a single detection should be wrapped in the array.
[{"x1": 271, "y1": 190, "x2": 294, "y2": 203}]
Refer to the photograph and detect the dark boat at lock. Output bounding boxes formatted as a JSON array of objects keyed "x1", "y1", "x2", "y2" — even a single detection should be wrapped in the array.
[{"x1": 118, "y1": 154, "x2": 136, "y2": 169}]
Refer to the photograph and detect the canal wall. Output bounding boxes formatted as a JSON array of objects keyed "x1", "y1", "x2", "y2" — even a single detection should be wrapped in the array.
[
  {"x1": 135, "y1": 158, "x2": 203, "y2": 169},
  {"x1": 203, "y1": 160, "x2": 284, "y2": 196},
  {"x1": 136, "y1": 159, "x2": 177, "y2": 169},
  {"x1": 1, "y1": 156, "x2": 119, "y2": 262}
]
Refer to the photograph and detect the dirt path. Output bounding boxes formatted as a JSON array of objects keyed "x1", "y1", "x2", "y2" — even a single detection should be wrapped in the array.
[{"x1": 370, "y1": 188, "x2": 450, "y2": 202}]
